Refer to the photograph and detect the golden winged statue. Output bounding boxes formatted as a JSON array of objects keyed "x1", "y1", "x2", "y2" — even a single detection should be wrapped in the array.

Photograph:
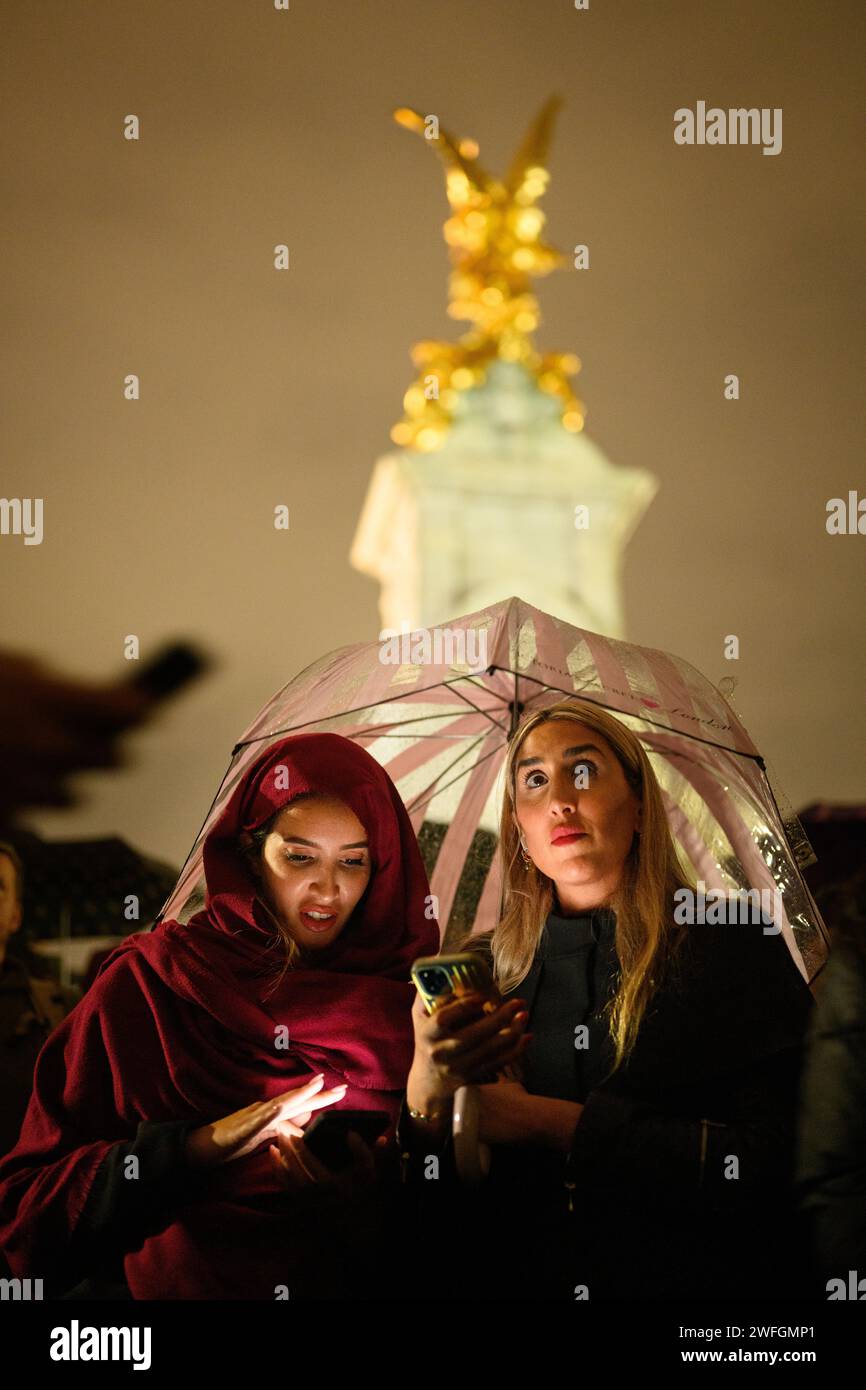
[{"x1": 391, "y1": 98, "x2": 585, "y2": 451}]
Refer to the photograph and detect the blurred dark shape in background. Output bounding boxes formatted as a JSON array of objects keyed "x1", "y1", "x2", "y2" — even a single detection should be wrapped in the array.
[
  {"x1": 799, "y1": 802, "x2": 866, "y2": 940},
  {"x1": 0, "y1": 642, "x2": 212, "y2": 825},
  {"x1": 0, "y1": 652, "x2": 153, "y2": 823},
  {"x1": 795, "y1": 802, "x2": 866, "y2": 1287},
  {"x1": 0, "y1": 638, "x2": 210, "y2": 985},
  {"x1": 3, "y1": 826, "x2": 179, "y2": 988}
]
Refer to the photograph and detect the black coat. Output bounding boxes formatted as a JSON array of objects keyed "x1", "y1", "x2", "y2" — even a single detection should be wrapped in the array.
[
  {"x1": 406, "y1": 907, "x2": 816, "y2": 1301},
  {"x1": 794, "y1": 928, "x2": 866, "y2": 1285}
]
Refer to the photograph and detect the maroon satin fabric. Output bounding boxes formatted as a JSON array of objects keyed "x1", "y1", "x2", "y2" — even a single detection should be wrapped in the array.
[{"x1": 0, "y1": 733, "x2": 438, "y2": 1298}]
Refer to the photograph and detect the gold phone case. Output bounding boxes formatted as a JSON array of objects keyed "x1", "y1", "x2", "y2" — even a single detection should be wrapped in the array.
[{"x1": 411, "y1": 952, "x2": 501, "y2": 1015}]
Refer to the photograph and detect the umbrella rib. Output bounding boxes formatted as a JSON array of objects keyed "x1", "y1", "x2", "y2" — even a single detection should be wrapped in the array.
[
  {"x1": 403, "y1": 731, "x2": 500, "y2": 814},
  {"x1": 351, "y1": 730, "x2": 490, "y2": 741},
  {"x1": 408, "y1": 745, "x2": 508, "y2": 817},
  {"x1": 483, "y1": 668, "x2": 764, "y2": 764},
  {"x1": 234, "y1": 706, "x2": 481, "y2": 749},
  {"x1": 437, "y1": 682, "x2": 510, "y2": 733},
  {"x1": 326, "y1": 709, "x2": 486, "y2": 739},
  {"x1": 232, "y1": 691, "x2": 507, "y2": 751},
  {"x1": 445, "y1": 673, "x2": 511, "y2": 705}
]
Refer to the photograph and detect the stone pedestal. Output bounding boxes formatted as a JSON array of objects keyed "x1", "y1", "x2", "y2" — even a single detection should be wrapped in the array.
[{"x1": 351, "y1": 362, "x2": 657, "y2": 637}]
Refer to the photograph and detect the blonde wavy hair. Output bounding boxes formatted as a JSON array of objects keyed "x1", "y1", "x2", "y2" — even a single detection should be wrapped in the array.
[{"x1": 494, "y1": 698, "x2": 695, "y2": 1073}]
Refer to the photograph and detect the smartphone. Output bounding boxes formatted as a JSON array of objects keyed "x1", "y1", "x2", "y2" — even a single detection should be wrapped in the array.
[
  {"x1": 124, "y1": 641, "x2": 212, "y2": 702},
  {"x1": 411, "y1": 953, "x2": 502, "y2": 1016},
  {"x1": 302, "y1": 1109, "x2": 391, "y2": 1171}
]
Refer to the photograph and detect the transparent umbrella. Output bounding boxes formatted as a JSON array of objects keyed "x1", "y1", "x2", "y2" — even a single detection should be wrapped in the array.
[{"x1": 157, "y1": 597, "x2": 828, "y2": 982}]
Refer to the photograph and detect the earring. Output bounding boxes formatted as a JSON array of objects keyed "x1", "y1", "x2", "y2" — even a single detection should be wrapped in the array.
[{"x1": 519, "y1": 840, "x2": 532, "y2": 870}]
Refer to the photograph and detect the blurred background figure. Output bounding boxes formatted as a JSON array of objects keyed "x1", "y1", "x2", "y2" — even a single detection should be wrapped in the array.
[
  {"x1": 0, "y1": 841, "x2": 79, "y2": 1156},
  {"x1": 0, "y1": 651, "x2": 154, "y2": 827},
  {"x1": 0, "y1": 643, "x2": 207, "y2": 990}
]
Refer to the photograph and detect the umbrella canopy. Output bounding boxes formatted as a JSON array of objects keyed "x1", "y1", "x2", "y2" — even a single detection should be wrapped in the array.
[{"x1": 158, "y1": 597, "x2": 828, "y2": 982}]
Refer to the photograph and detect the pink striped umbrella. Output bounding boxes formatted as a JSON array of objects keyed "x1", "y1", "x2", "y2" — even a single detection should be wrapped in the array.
[{"x1": 157, "y1": 597, "x2": 828, "y2": 983}]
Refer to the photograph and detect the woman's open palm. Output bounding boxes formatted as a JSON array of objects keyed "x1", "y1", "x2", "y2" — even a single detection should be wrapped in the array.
[{"x1": 185, "y1": 1073, "x2": 348, "y2": 1169}]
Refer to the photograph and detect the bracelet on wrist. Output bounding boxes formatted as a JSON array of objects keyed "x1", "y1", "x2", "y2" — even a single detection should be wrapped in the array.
[{"x1": 408, "y1": 1105, "x2": 445, "y2": 1123}]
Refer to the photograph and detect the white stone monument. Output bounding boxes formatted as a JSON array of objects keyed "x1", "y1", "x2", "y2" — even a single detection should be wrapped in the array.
[{"x1": 351, "y1": 360, "x2": 657, "y2": 637}]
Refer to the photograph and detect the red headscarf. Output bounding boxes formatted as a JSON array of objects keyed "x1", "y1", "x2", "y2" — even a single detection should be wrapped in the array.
[{"x1": 0, "y1": 733, "x2": 439, "y2": 1298}]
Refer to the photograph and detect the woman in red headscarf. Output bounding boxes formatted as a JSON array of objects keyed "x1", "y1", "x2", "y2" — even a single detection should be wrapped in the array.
[{"x1": 0, "y1": 733, "x2": 439, "y2": 1299}]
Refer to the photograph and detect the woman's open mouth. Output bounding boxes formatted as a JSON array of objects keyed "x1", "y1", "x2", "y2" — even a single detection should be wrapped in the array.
[{"x1": 299, "y1": 909, "x2": 338, "y2": 932}]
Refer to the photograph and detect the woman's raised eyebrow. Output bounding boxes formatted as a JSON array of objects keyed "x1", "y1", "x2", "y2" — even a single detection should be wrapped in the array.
[
  {"x1": 516, "y1": 742, "x2": 603, "y2": 770},
  {"x1": 279, "y1": 835, "x2": 368, "y2": 850}
]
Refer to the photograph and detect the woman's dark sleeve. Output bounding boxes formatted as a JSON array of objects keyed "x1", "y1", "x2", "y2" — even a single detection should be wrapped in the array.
[
  {"x1": 567, "y1": 1044, "x2": 805, "y2": 1207},
  {"x1": 74, "y1": 1118, "x2": 198, "y2": 1239},
  {"x1": 794, "y1": 940, "x2": 866, "y2": 1278},
  {"x1": 566, "y1": 917, "x2": 815, "y2": 1201},
  {"x1": 62, "y1": 1118, "x2": 199, "y2": 1295}
]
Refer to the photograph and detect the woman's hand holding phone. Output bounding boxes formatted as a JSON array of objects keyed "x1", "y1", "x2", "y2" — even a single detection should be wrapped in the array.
[
  {"x1": 267, "y1": 1126, "x2": 384, "y2": 1197},
  {"x1": 406, "y1": 989, "x2": 531, "y2": 1122}
]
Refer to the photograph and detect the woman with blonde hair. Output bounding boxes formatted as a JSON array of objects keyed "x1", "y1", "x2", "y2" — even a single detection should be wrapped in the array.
[{"x1": 406, "y1": 698, "x2": 815, "y2": 1300}]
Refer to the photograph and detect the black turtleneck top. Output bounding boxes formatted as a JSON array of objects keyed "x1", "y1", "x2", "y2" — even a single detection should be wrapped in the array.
[{"x1": 510, "y1": 906, "x2": 618, "y2": 1104}]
